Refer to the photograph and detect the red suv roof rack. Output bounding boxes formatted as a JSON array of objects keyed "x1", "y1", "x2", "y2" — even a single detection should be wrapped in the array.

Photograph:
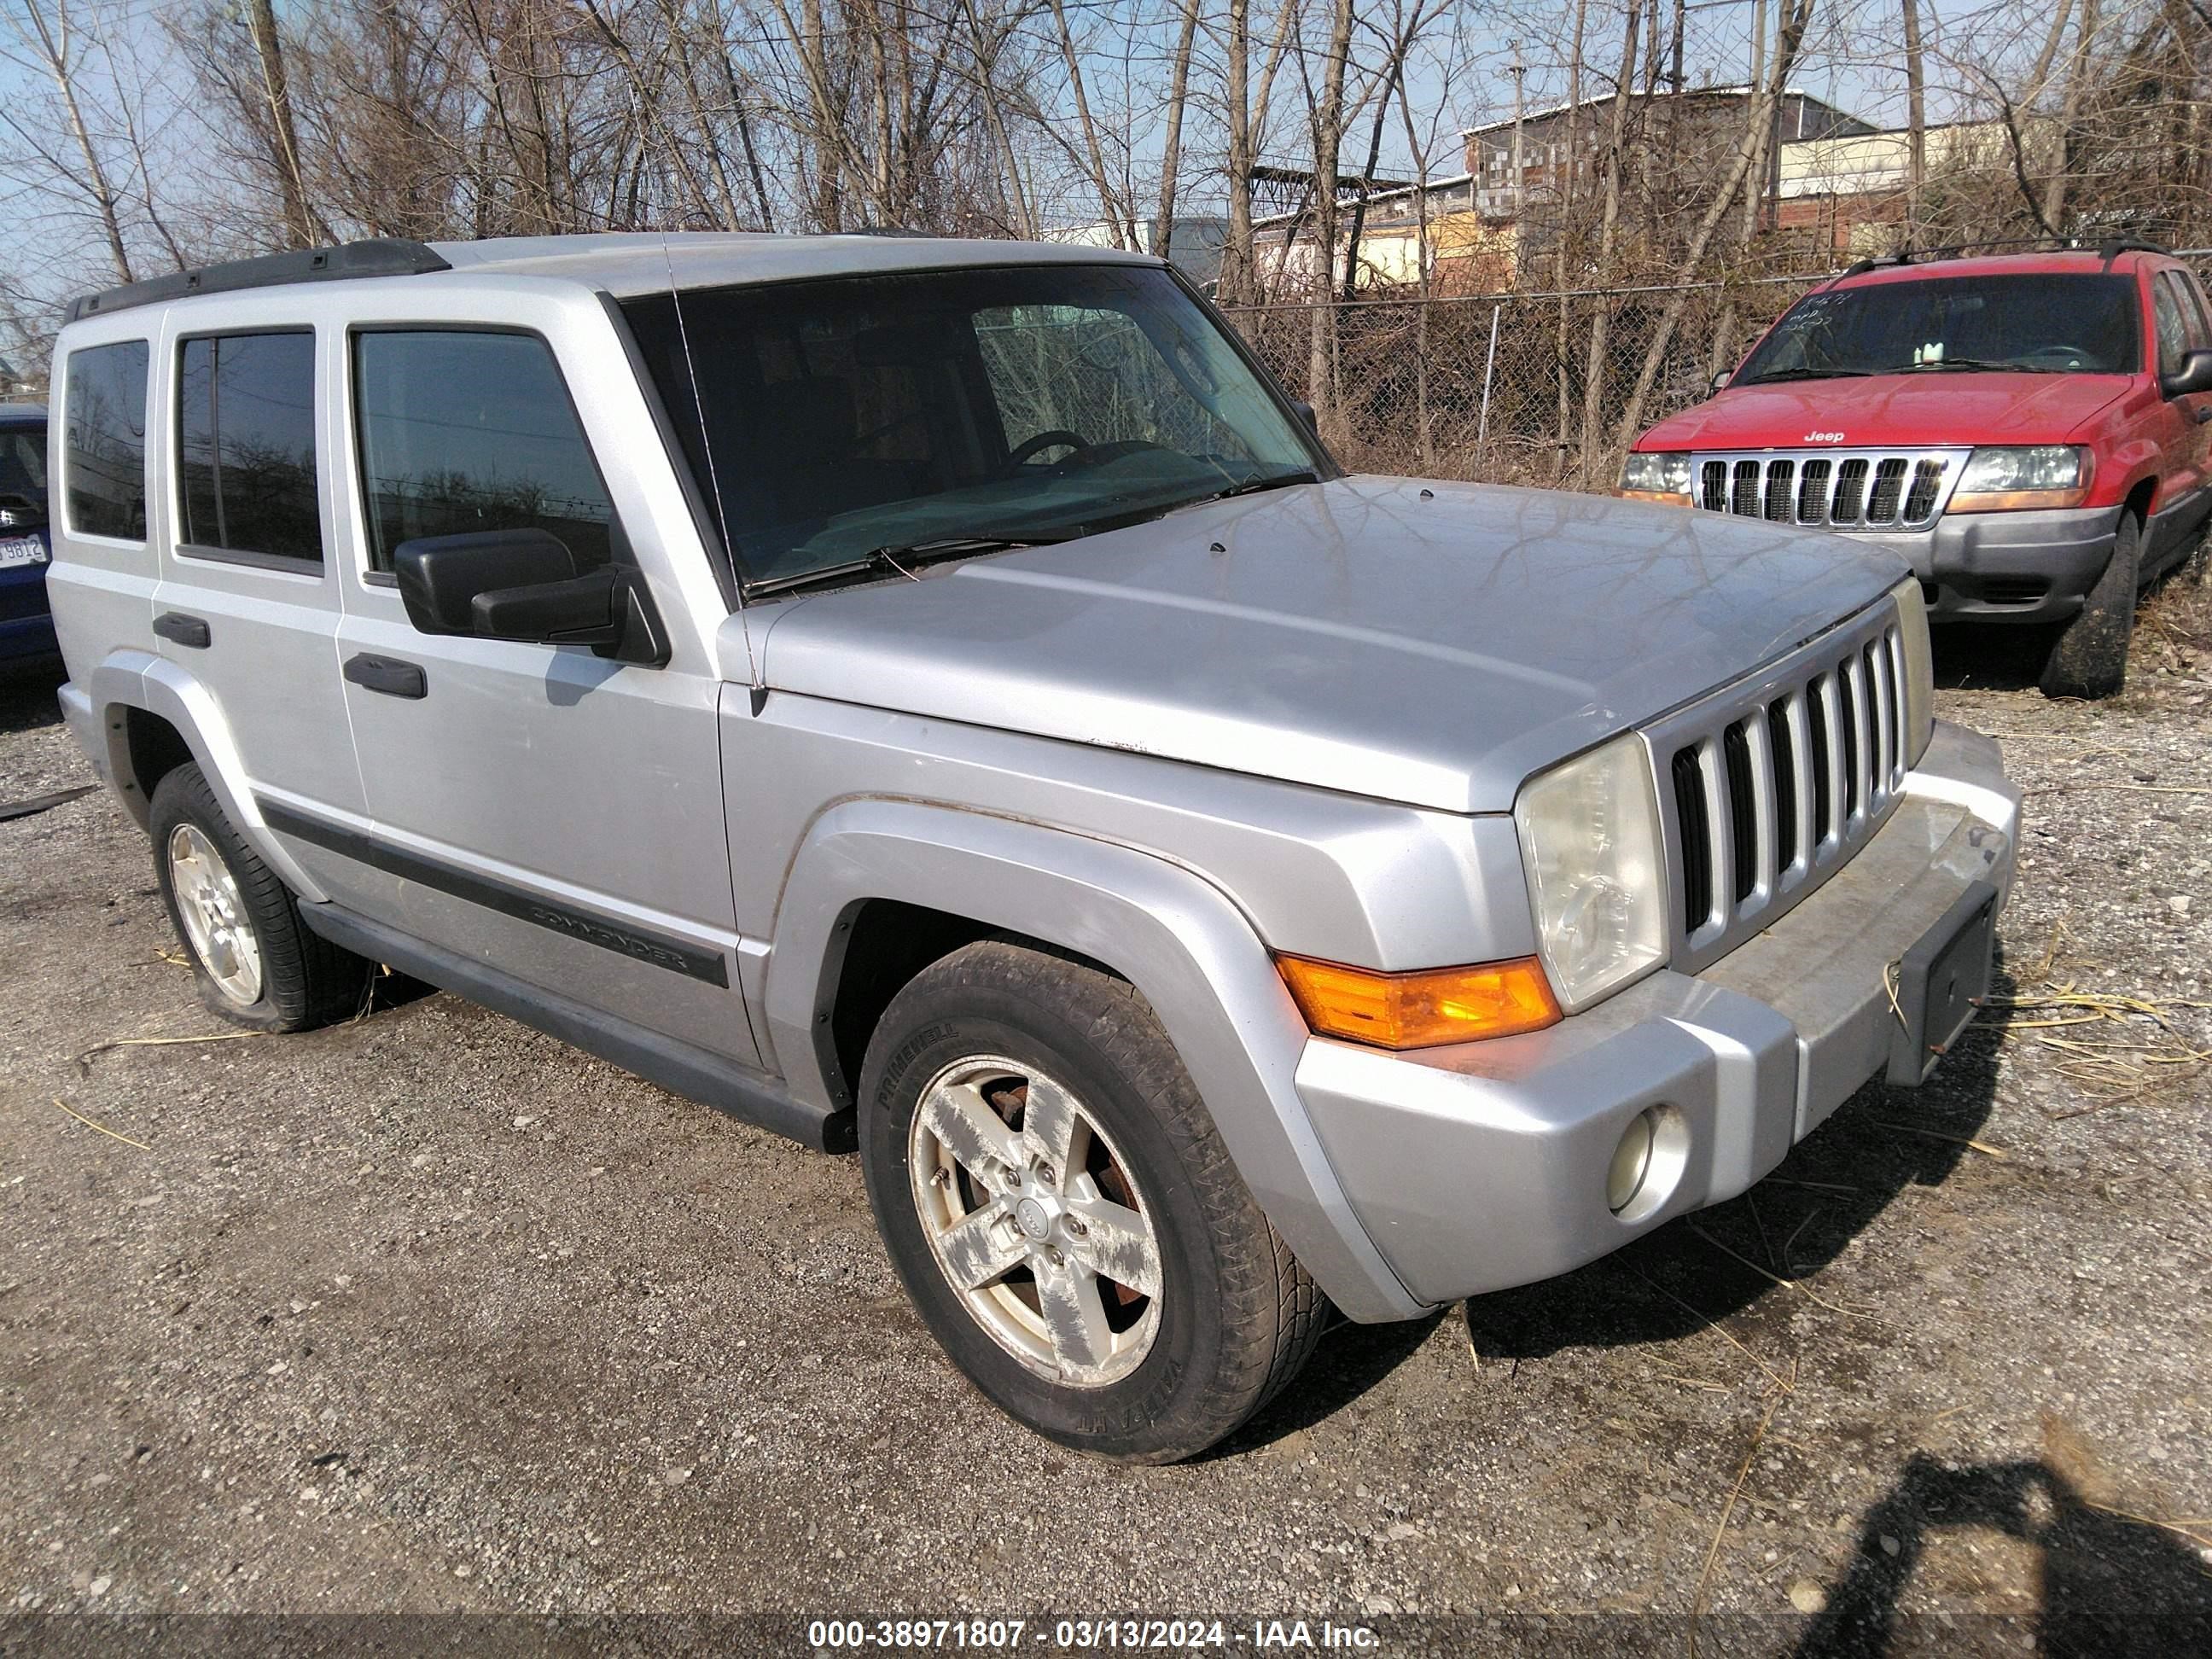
[{"x1": 1833, "y1": 236, "x2": 2172, "y2": 281}]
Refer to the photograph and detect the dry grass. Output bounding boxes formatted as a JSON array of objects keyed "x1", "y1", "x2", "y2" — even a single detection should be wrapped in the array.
[
  {"x1": 2134, "y1": 546, "x2": 2212, "y2": 679},
  {"x1": 1980, "y1": 972, "x2": 2211, "y2": 1113}
]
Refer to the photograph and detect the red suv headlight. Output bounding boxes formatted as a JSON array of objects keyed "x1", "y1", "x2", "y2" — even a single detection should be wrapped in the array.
[{"x1": 1950, "y1": 445, "x2": 2091, "y2": 511}]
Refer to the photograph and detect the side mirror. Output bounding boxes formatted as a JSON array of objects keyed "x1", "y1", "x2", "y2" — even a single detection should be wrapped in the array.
[
  {"x1": 1291, "y1": 399, "x2": 1318, "y2": 434},
  {"x1": 393, "y1": 528, "x2": 667, "y2": 666},
  {"x1": 2161, "y1": 347, "x2": 2212, "y2": 399},
  {"x1": 1710, "y1": 370, "x2": 1732, "y2": 393}
]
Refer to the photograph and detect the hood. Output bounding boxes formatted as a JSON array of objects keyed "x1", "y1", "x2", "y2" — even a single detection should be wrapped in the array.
[
  {"x1": 755, "y1": 478, "x2": 1905, "y2": 814},
  {"x1": 1641, "y1": 372, "x2": 2133, "y2": 451}
]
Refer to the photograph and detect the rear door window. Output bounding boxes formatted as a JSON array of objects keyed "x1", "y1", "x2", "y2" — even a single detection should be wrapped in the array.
[
  {"x1": 178, "y1": 332, "x2": 323, "y2": 563},
  {"x1": 63, "y1": 341, "x2": 150, "y2": 541},
  {"x1": 2152, "y1": 274, "x2": 2194, "y2": 377},
  {"x1": 351, "y1": 330, "x2": 622, "y2": 573},
  {"x1": 2166, "y1": 271, "x2": 2212, "y2": 349}
]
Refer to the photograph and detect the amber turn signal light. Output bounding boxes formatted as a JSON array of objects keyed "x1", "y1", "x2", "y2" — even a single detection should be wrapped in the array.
[{"x1": 1276, "y1": 955, "x2": 1563, "y2": 1050}]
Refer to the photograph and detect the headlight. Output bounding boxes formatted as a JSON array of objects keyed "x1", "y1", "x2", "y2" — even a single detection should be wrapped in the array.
[
  {"x1": 1513, "y1": 734, "x2": 1668, "y2": 1011},
  {"x1": 1618, "y1": 451, "x2": 1692, "y2": 501},
  {"x1": 1889, "y1": 577, "x2": 1934, "y2": 765},
  {"x1": 1952, "y1": 445, "x2": 2089, "y2": 509}
]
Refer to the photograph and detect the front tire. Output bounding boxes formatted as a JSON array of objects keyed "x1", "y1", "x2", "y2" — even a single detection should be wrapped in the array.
[
  {"x1": 2040, "y1": 510, "x2": 2140, "y2": 700},
  {"x1": 858, "y1": 941, "x2": 1325, "y2": 1463},
  {"x1": 149, "y1": 764, "x2": 372, "y2": 1032}
]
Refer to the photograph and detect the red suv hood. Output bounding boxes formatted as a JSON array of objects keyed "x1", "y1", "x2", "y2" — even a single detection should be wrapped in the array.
[{"x1": 1640, "y1": 372, "x2": 2133, "y2": 451}]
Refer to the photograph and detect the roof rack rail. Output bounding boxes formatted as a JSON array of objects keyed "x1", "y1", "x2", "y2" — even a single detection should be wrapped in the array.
[
  {"x1": 2098, "y1": 237, "x2": 2171, "y2": 265},
  {"x1": 1831, "y1": 235, "x2": 2172, "y2": 283},
  {"x1": 65, "y1": 238, "x2": 451, "y2": 324}
]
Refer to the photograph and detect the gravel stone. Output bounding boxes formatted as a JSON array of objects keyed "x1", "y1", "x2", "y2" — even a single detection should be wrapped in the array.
[{"x1": 5, "y1": 601, "x2": 2211, "y2": 1632}]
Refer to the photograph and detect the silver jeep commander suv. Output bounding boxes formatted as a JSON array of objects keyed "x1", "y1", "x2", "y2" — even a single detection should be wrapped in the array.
[{"x1": 47, "y1": 232, "x2": 2018, "y2": 1461}]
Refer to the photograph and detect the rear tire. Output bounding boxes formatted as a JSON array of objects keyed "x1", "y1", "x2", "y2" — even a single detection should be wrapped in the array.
[
  {"x1": 2040, "y1": 510, "x2": 2140, "y2": 700},
  {"x1": 858, "y1": 940, "x2": 1325, "y2": 1463},
  {"x1": 149, "y1": 763, "x2": 373, "y2": 1032}
]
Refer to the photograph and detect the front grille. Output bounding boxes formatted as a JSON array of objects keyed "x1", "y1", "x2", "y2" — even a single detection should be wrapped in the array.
[
  {"x1": 1656, "y1": 605, "x2": 1912, "y2": 957},
  {"x1": 1695, "y1": 449, "x2": 1966, "y2": 530}
]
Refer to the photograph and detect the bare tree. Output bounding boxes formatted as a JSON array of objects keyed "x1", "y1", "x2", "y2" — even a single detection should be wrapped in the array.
[
  {"x1": 1152, "y1": 0, "x2": 1200, "y2": 258},
  {"x1": 1575, "y1": 0, "x2": 1646, "y2": 481},
  {"x1": 1303, "y1": 0, "x2": 1356, "y2": 437},
  {"x1": 7, "y1": 0, "x2": 134, "y2": 282}
]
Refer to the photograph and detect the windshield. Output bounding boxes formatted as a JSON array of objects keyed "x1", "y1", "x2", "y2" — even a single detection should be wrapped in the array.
[
  {"x1": 622, "y1": 264, "x2": 1321, "y2": 592},
  {"x1": 0, "y1": 424, "x2": 48, "y2": 520},
  {"x1": 1736, "y1": 272, "x2": 2142, "y2": 383}
]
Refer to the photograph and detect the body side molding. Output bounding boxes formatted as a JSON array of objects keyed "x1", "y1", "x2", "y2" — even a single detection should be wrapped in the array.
[{"x1": 260, "y1": 797, "x2": 731, "y2": 987}]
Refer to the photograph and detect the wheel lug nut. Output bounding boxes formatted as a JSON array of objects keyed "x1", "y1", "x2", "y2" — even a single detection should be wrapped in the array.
[
  {"x1": 1038, "y1": 1165, "x2": 1058, "y2": 1187},
  {"x1": 1045, "y1": 1248, "x2": 1064, "y2": 1267},
  {"x1": 1064, "y1": 1215, "x2": 1087, "y2": 1238}
]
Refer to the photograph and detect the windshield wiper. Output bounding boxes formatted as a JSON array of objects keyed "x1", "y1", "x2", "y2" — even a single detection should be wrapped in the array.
[
  {"x1": 746, "y1": 534, "x2": 1058, "y2": 598},
  {"x1": 1900, "y1": 358, "x2": 2064, "y2": 374},
  {"x1": 1738, "y1": 368, "x2": 1872, "y2": 385},
  {"x1": 1192, "y1": 467, "x2": 1321, "y2": 505},
  {"x1": 1899, "y1": 358, "x2": 2008, "y2": 373}
]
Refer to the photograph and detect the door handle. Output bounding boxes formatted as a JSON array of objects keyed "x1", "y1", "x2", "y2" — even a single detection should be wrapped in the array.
[
  {"x1": 154, "y1": 612, "x2": 210, "y2": 649},
  {"x1": 343, "y1": 653, "x2": 428, "y2": 700}
]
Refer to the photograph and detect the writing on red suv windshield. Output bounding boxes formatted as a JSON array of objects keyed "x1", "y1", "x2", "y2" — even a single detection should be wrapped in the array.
[{"x1": 1738, "y1": 273, "x2": 2140, "y2": 384}]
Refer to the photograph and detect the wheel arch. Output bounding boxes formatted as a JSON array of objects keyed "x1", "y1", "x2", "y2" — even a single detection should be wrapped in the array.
[
  {"x1": 2122, "y1": 474, "x2": 2157, "y2": 523},
  {"x1": 764, "y1": 798, "x2": 1422, "y2": 1322},
  {"x1": 84, "y1": 649, "x2": 329, "y2": 901}
]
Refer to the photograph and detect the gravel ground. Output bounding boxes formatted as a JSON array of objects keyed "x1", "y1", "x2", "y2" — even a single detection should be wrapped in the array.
[{"x1": 3, "y1": 582, "x2": 2211, "y2": 1656}]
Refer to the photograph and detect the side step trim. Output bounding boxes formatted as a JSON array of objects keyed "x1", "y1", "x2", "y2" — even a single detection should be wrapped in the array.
[{"x1": 301, "y1": 901, "x2": 852, "y2": 1153}]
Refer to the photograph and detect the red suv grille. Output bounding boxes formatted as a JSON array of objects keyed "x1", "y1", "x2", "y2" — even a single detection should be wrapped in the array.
[{"x1": 1696, "y1": 450, "x2": 1966, "y2": 530}]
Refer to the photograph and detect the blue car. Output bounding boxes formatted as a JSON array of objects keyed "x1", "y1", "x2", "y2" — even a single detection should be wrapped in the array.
[{"x1": 0, "y1": 403, "x2": 54, "y2": 669}]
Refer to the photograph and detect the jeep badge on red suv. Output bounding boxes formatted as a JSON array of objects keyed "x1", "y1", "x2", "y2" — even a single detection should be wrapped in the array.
[{"x1": 1621, "y1": 244, "x2": 2212, "y2": 698}]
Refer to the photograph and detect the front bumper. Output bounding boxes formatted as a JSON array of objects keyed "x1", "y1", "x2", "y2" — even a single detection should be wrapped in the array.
[
  {"x1": 1298, "y1": 720, "x2": 2017, "y2": 1310},
  {"x1": 1846, "y1": 506, "x2": 2121, "y2": 624}
]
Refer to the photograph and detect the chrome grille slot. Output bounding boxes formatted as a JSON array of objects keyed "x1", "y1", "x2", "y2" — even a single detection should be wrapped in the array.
[
  {"x1": 1731, "y1": 460, "x2": 1760, "y2": 516},
  {"x1": 1646, "y1": 602, "x2": 1915, "y2": 966},
  {"x1": 1865, "y1": 458, "x2": 1909, "y2": 524},
  {"x1": 1690, "y1": 449, "x2": 1966, "y2": 533},
  {"x1": 1722, "y1": 721, "x2": 1758, "y2": 900},
  {"x1": 1767, "y1": 698, "x2": 1800, "y2": 874},
  {"x1": 1796, "y1": 459, "x2": 1831, "y2": 523},
  {"x1": 1761, "y1": 462, "x2": 1795, "y2": 521},
  {"x1": 1837, "y1": 657, "x2": 1861, "y2": 821},
  {"x1": 1832, "y1": 459, "x2": 1869, "y2": 523},
  {"x1": 1671, "y1": 745, "x2": 1714, "y2": 936},
  {"x1": 1903, "y1": 459, "x2": 1946, "y2": 522}
]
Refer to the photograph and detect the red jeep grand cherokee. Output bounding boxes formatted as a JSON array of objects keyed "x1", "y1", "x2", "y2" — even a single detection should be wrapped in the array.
[{"x1": 1620, "y1": 244, "x2": 2212, "y2": 697}]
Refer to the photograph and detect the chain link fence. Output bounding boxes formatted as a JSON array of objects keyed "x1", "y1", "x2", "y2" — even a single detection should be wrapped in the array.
[{"x1": 1221, "y1": 253, "x2": 2212, "y2": 494}]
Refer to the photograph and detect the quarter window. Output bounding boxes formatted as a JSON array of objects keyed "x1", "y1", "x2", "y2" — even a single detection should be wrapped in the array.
[
  {"x1": 64, "y1": 341, "x2": 149, "y2": 540},
  {"x1": 352, "y1": 331, "x2": 621, "y2": 573},
  {"x1": 178, "y1": 332, "x2": 323, "y2": 562}
]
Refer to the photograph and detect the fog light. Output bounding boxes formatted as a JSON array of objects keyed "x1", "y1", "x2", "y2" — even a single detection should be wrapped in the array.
[{"x1": 1608, "y1": 1110, "x2": 1656, "y2": 1214}]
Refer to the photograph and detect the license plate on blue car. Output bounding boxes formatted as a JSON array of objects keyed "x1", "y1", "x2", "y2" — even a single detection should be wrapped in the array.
[{"x1": 0, "y1": 536, "x2": 45, "y2": 568}]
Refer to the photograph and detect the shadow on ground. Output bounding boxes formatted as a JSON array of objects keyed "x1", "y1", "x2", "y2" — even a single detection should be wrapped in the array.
[
  {"x1": 0, "y1": 662, "x2": 63, "y2": 734},
  {"x1": 1793, "y1": 1450, "x2": 2212, "y2": 1656},
  {"x1": 1458, "y1": 947, "x2": 2014, "y2": 1365},
  {"x1": 1934, "y1": 622, "x2": 2052, "y2": 692},
  {"x1": 1220, "y1": 947, "x2": 2018, "y2": 1458}
]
